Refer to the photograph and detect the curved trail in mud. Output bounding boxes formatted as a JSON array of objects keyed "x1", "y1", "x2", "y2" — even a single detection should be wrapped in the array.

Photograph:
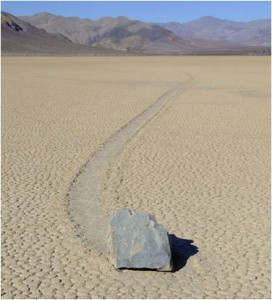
[{"x1": 67, "y1": 72, "x2": 198, "y2": 254}]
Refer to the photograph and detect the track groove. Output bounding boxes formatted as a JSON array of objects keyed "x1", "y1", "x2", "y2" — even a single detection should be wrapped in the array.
[{"x1": 67, "y1": 72, "x2": 198, "y2": 254}]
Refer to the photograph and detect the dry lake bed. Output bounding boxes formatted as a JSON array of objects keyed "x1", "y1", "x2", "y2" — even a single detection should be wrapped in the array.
[{"x1": 2, "y1": 56, "x2": 270, "y2": 298}]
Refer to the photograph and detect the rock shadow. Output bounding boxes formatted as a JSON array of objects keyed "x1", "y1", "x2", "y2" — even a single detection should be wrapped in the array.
[{"x1": 169, "y1": 234, "x2": 199, "y2": 272}]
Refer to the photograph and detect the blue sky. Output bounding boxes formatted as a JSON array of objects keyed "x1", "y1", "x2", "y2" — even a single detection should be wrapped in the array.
[{"x1": 1, "y1": 1, "x2": 271, "y2": 23}]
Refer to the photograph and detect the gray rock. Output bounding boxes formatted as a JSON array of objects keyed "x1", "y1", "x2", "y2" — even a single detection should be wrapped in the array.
[{"x1": 108, "y1": 208, "x2": 173, "y2": 271}]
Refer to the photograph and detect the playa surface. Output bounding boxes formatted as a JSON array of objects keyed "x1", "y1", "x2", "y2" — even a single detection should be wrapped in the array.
[{"x1": 2, "y1": 56, "x2": 270, "y2": 298}]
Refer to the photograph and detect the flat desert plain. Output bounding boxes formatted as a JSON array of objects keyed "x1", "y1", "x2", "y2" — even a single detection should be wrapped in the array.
[{"x1": 2, "y1": 56, "x2": 270, "y2": 299}]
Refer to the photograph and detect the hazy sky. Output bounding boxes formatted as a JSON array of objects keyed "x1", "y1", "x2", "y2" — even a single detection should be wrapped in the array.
[{"x1": 1, "y1": 1, "x2": 271, "y2": 23}]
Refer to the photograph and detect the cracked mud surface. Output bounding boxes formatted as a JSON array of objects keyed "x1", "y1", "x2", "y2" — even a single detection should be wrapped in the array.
[{"x1": 2, "y1": 57, "x2": 270, "y2": 299}]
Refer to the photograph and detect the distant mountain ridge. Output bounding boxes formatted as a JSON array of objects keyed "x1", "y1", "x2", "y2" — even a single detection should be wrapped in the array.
[
  {"x1": 21, "y1": 12, "x2": 198, "y2": 54},
  {"x1": 1, "y1": 11, "x2": 124, "y2": 55},
  {"x1": 159, "y1": 16, "x2": 271, "y2": 47},
  {"x1": 2, "y1": 11, "x2": 271, "y2": 55}
]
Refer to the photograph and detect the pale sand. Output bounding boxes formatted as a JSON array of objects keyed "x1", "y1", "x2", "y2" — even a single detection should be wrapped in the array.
[{"x1": 2, "y1": 56, "x2": 270, "y2": 298}]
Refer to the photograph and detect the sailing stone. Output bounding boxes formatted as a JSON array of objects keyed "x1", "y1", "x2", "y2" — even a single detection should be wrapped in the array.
[{"x1": 108, "y1": 208, "x2": 173, "y2": 271}]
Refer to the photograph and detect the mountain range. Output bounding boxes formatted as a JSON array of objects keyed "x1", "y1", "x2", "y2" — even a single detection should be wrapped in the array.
[
  {"x1": 159, "y1": 16, "x2": 270, "y2": 47},
  {"x1": 1, "y1": 12, "x2": 122, "y2": 55},
  {"x1": 21, "y1": 12, "x2": 192, "y2": 54},
  {"x1": 2, "y1": 11, "x2": 271, "y2": 55}
]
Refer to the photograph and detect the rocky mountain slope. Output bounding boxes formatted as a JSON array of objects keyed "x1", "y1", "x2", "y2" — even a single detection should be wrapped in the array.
[
  {"x1": 1, "y1": 12, "x2": 121, "y2": 55},
  {"x1": 160, "y1": 16, "x2": 271, "y2": 47},
  {"x1": 21, "y1": 13, "x2": 199, "y2": 54}
]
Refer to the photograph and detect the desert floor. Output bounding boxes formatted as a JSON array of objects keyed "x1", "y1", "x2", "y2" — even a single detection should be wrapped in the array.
[{"x1": 2, "y1": 56, "x2": 270, "y2": 299}]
